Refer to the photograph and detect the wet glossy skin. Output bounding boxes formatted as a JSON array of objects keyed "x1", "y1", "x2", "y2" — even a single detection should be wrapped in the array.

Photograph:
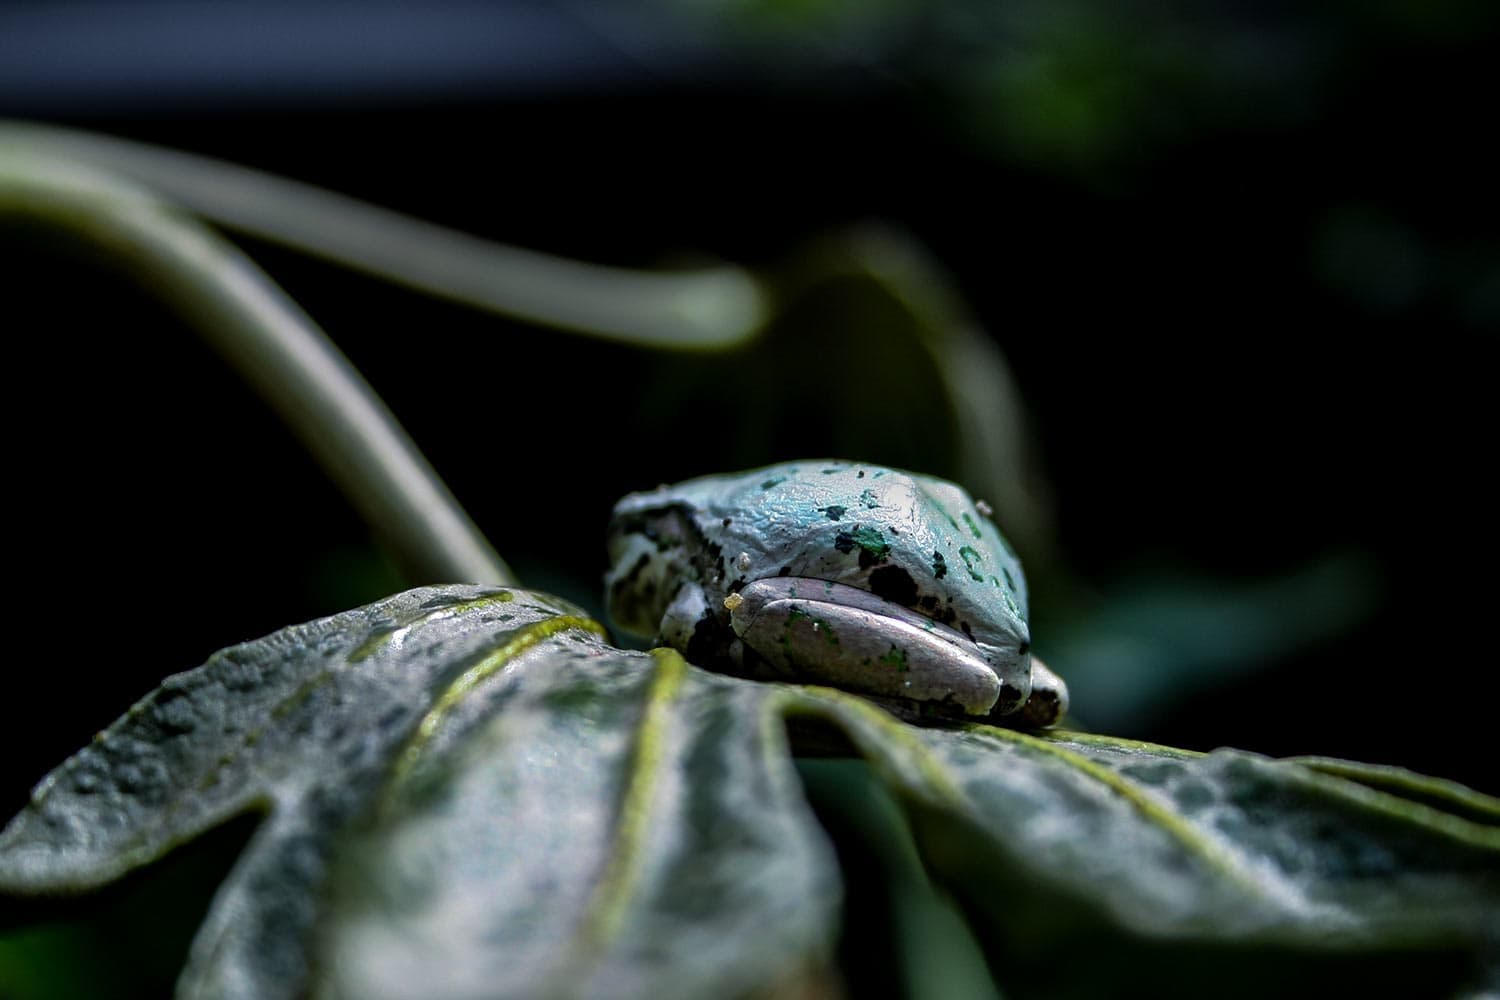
[{"x1": 605, "y1": 460, "x2": 1068, "y2": 726}]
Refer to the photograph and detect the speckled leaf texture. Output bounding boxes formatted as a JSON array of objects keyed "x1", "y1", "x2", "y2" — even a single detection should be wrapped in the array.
[{"x1": 1, "y1": 586, "x2": 1497, "y2": 999}]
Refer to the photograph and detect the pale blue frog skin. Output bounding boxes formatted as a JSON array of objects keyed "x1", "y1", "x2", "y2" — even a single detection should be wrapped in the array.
[{"x1": 606, "y1": 460, "x2": 1068, "y2": 727}]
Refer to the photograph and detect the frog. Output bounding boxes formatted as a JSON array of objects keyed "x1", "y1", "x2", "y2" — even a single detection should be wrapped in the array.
[{"x1": 605, "y1": 460, "x2": 1069, "y2": 727}]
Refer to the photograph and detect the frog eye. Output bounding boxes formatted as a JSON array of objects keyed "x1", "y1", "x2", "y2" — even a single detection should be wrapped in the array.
[{"x1": 725, "y1": 577, "x2": 1019, "y2": 716}]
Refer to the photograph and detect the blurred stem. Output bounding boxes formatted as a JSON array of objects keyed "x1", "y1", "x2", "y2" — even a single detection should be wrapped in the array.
[
  {"x1": 0, "y1": 150, "x2": 514, "y2": 587},
  {"x1": 0, "y1": 120, "x2": 771, "y2": 350}
]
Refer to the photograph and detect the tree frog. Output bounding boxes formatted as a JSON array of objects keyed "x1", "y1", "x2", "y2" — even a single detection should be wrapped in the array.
[{"x1": 606, "y1": 460, "x2": 1068, "y2": 727}]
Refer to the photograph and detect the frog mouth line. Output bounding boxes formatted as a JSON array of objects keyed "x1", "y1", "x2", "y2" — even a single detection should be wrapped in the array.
[{"x1": 724, "y1": 577, "x2": 1015, "y2": 716}]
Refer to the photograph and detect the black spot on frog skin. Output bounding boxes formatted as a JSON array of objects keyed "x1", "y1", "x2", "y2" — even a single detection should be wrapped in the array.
[
  {"x1": 960, "y1": 621, "x2": 975, "y2": 642},
  {"x1": 779, "y1": 565, "x2": 793, "y2": 577},
  {"x1": 932, "y1": 551, "x2": 947, "y2": 579},
  {"x1": 612, "y1": 552, "x2": 652, "y2": 591},
  {"x1": 686, "y1": 609, "x2": 735, "y2": 671},
  {"x1": 722, "y1": 518, "x2": 732, "y2": 527},
  {"x1": 917, "y1": 594, "x2": 958, "y2": 626},
  {"x1": 615, "y1": 512, "x2": 690, "y2": 554},
  {"x1": 819, "y1": 505, "x2": 847, "y2": 521},
  {"x1": 869, "y1": 566, "x2": 918, "y2": 607}
]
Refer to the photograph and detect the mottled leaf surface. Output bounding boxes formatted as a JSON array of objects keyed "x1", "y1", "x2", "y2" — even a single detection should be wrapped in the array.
[
  {"x1": 316, "y1": 647, "x2": 839, "y2": 1000},
  {"x1": 0, "y1": 586, "x2": 840, "y2": 1000},
  {"x1": 2, "y1": 586, "x2": 1497, "y2": 999}
]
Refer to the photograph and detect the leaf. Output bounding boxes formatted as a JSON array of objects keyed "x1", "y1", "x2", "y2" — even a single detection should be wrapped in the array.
[
  {"x1": 316, "y1": 651, "x2": 839, "y2": 1000},
  {"x1": 3, "y1": 586, "x2": 1497, "y2": 999},
  {"x1": 789, "y1": 708, "x2": 1500, "y2": 995},
  {"x1": 0, "y1": 586, "x2": 841, "y2": 1000}
]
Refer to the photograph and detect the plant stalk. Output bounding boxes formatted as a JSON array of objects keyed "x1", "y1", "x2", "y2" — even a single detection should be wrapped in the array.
[
  {"x1": 0, "y1": 149, "x2": 514, "y2": 587},
  {"x1": 0, "y1": 120, "x2": 770, "y2": 350}
]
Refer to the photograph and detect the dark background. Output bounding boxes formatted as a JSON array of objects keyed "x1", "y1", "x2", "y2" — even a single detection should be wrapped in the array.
[{"x1": 2, "y1": 0, "x2": 1496, "y2": 819}]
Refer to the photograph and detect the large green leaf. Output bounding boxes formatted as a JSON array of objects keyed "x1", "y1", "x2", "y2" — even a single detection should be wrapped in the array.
[{"x1": 2, "y1": 586, "x2": 1496, "y2": 998}]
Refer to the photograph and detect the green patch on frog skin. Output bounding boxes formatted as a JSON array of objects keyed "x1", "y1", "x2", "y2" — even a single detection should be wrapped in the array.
[
  {"x1": 958, "y1": 546, "x2": 985, "y2": 582},
  {"x1": 833, "y1": 526, "x2": 891, "y2": 562},
  {"x1": 761, "y1": 477, "x2": 787, "y2": 490},
  {"x1": 813, "y1": 618, "x2": 839, "y2": 646},
  {"x1": 781, "y1": 607, "x2": 810, "y2": 651},
  {"x1": 960, "y1": 512, "x2": 983, "y2": 539},
  {"x1": 880, "y1": 645, "x2": 909, "y2": 672},
  {"x1": 858, "y1": 488, "x2": 880, "y2": 509}
]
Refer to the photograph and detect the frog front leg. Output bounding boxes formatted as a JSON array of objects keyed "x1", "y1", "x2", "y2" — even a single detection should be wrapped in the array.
[{"x1": 725, "y1": 577, "x2": 1004, "y2": 715}]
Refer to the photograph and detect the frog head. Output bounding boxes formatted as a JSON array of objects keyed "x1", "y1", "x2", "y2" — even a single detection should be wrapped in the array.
[{"x1": 606, "y1": 460, "x2": 1062, "y2": 724}]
